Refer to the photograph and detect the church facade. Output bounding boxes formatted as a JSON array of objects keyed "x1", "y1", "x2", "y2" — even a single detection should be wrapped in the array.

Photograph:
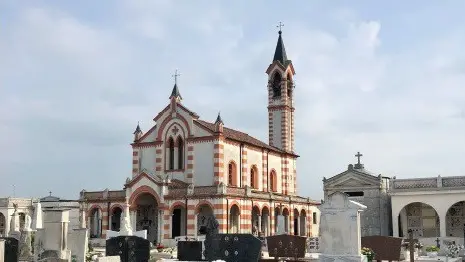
[{"x1": 80, "y1": 30, "x2": 320, "y2": 245}]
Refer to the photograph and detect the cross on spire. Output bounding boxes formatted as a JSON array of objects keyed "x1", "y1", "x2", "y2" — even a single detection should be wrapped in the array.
[
  {"x1": 277, "y1": 22, "x2": 284, "y2": 33},
  {"x1": 355, "y1": 152, "x2": 363, "y2": 165},
  {"x1": 172, "y1": 69, "x2": 181, "y2": 85}
]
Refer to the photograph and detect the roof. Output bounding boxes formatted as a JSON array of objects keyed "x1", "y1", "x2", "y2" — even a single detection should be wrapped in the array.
[
  {"x1": 195, "y1": 119, "x2": 297, "y2": 156},
  {"x1": 40, "y1": 195, "x2": 60, "y2": 202},
  {"x1": 273, "y1": 31, "x2": 292, "y2": 67}
]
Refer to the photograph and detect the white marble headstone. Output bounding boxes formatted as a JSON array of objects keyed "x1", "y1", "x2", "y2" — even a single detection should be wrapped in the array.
[{"x1": 318, "y1": 192, "x2": 367, "y2": 262}]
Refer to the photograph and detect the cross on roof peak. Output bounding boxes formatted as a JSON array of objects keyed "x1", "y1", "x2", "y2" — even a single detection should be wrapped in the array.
[
  {"x1": 355, "y1": 152, "x2": 363, "y2": 165},
  {"x1": 277, "y1": 22, "x2": 284, "y2": 34},
  {"x1": 172, "y1": 69, "x2": 181, "y2": 85}
]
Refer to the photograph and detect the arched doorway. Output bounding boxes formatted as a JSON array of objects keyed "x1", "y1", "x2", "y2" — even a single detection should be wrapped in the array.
[
  {"x1": 251, "y1": 206, "x2": 260, "y2": 235},
  {"x1": 230, "y1": 205, "x2": 240, "y2": 233},
  {"x1": 0, "y1": 212, "x2": 5, "y2": 236},
  {"x1": 135, "y1": 193, "x2": 159, "y2": 243},
  {"x1": 111, "y1": 207, "x2": 122, "y2": 231},
  {"x1": 293, "y1": 209, "x2": 299, "y2": 235},
  {"x1": 398, "y1": 202, "x2": 439, "y2": 238},
  {"x1": 261, "y1": 207, "x2": 270, "y2": 236},
  {"x1": 172, "y1": 205, "x2": 187, "y2": 238},
  {"x1": 282, "y1": 208, "x2": 289, "y2": 234},
  {"x1": 196, "y1": 204, "x2": 214, "y2": 235},
  {"x1": 89, "y1": 208, "x2": 102, "y2": 238},
  {"x1": 446, "y1": 201, "x2": 465, "y2": 237},
  {"x1": 300, "y1": 210, "x2": 307, "y2": 236}
]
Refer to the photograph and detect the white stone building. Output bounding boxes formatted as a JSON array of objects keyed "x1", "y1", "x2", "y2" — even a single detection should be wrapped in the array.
[
  {"x1": 391, "y1": 175, "x2": 465, "y2": 246},
  {"x1": 0, "y1": 197, "x2": 33, "y2": 236},
  {"x1": 323, "y1": 154, "x2": 391, "y2": 237},
  {"x1": 0, "y1": 194, "x2": 80, "y2": 237},
  {"x1": 80, "y1": 29, "x2": 321, "y2": 245}
]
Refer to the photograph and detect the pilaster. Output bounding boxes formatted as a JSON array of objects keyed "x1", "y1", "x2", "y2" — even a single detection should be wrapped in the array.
[
  {"x1": 241, "y1": 147, "x2": 248, "y2": 186},
  {"x1": 186, "y1": 144, "x2": 195, "y2": 183},
  {"x1": 213, "y1": 139, "x2": 225, "y2": 185},
  {"x1": 155, "y1": 146, "x2": 163, "y2": 175},
  {"x1": 132, "y1": 149, "x2": 140, "y2": 178},
  {"x1": 262, "y1": 151, "x2": 268, "y2": 192}
]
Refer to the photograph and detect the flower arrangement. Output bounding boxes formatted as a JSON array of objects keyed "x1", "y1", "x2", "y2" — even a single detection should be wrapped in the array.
[
  {"x1": 401, "y1": 241, "x2": 423, "y2": 250},
  {"x1": 446, "y1": 243, "x2": 464, "y2": 258},
  {"x1": 425, "y1": 246, "x2": 440, "y2": 252},
  {"x1": 156, "y1": 243, "x2": 165, "y2": 252},
  {"x1": 361, "y1": 247, "x2": 375, "y2": 261}
]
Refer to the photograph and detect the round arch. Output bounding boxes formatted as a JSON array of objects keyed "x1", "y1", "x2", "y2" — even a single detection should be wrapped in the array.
[
  {"x1": 446, "y1": 201, "x2": 465, "y2": 237},
  {"x1": 398, "y1": 202, "x2": 440, "y2": 238},
  {"x1": 195, "y1": 200, "x2": 215, "y2": 214},
  {"x1": 129, "y1": 185, "x2": 162, "y2": 209}
]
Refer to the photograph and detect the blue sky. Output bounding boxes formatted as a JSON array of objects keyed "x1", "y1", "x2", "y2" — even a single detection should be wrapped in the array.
[{"x1": 1, "y1": 1, "x2": 465, "y2": 201}]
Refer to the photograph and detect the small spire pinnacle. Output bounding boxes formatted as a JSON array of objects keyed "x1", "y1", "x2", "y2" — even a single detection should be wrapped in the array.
[
  {"x1": 133, "y1": 122, "x2": 142, "y2": 134},
  {"x1": 273, "y1": 22, "x2": 289, "y2": 65},
  {"x1": 215, "y1": 111, "x2": 223, "y2": 125},
  {"x1": 169, "y1": 69, "x2": 182, "y2": 100}
]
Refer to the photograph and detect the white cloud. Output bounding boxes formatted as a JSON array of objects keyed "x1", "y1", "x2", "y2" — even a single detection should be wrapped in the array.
[{"x1": 2, "y1": 2, "x2": 465, "y2": 200}]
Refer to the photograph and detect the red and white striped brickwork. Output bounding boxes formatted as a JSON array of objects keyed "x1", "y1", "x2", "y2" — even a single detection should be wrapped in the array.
[
  {"x1": 132, "y1": 149, "x2": 139, "y2": 177},
  {"x1": 213, "y1": 139, "x2": 225, "y2": 184},
  {"x1": 186, "y1": 144, "x2": 194, "y2": 183},
  {"x1": 241, "y1": 146, "x2": 248, "y2": 186}
]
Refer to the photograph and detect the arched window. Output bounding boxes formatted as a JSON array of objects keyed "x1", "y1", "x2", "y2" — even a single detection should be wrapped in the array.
[
  {"x1": 250, "y1": 166, "x2": 258, "y2": 189},
  {"x1": 287, "y1": 75, "x2": 293, "y2": 98},
  {"x1": 228, "y1": 161, "x2": 237, "y2": 186},
  {"x1": 177, "y1": 136, "x2": 184, "y2": 169},
  {"x1": 272, "y1": 72, "x2": 281, "y2": 98},
  {"x1": 168, "y1": 137, "x2": 174, "y2": 170},
  {"x1": 270, "y1": 170, "x2": 277, "y2": 192}
]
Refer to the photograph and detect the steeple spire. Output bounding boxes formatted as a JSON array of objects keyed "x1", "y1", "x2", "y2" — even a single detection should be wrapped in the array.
[
  {"x1": 273, "y1": 22, "x2": 289, "y2": 66},
  {"x1": 133, "y1": 122, "x2": 142, "y2": 134},
  {"x1": 215, "y1": 111, "x2": 223, "y2": 125},
  {"x1": 169, "y1": 69, "x2": 182, "y2": 100}
]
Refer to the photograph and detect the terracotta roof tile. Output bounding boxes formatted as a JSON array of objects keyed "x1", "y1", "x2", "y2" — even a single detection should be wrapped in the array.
[{"x1": 195, "y1": 120, "x2": 296, "y2": 156}]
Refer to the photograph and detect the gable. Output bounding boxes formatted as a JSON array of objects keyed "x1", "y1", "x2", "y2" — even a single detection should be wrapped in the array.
[{"x1": 325, "y1": 171, "x2": 380, "y2": 189}]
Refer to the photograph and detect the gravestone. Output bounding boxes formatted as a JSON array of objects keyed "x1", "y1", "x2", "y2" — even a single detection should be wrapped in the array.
[
  {"x1": 361, "y1": 236, "x2": 402, "y2": 262},
  {"x1": 106, "y1": 236, "x2": 150, "y2": 262},
  {"x1": 0, "y1": 239, "x2": 4, "y2": 262},
  {"x1": 307, "y1": 237, "x2": 320, "y2": 253},
  {"x1": 205, "y1": 234, "x2": 262, "y2": 262},
  {"x1": 19, "y1": 212, "x2": 33, "y2": 261},
  {"x1": 177, "y1": 241, "x2": 203, "y2": 261},
  {"x1": 266, "y1": 235, "x2": 307, "y2": 260},
  {"x1": 0, "y1": 237, "x2": 19, "y2": 262},
  {"x1": 319, "y1": 191, "x2": 367, "y2": 262}
]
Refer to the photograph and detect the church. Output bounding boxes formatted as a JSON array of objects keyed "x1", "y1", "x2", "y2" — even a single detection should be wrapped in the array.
[{"x1": 79, "y1": 29, "x2": 320, "y2": 245}]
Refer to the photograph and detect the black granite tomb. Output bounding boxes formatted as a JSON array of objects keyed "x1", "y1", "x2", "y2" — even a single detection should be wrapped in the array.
[
  {"x1": 205, "y1": 233, "x2": 262, "y2": 262},
  {"x1": 0, "y1": 237, "x2": 19, "y2": 262},
  {"x1": 106, "y1": 235, "x2": 150, "y2": 262},
  {"x1": 177, "y1": 241, "x2": 204, "y2": 261},
  {"x1": 266, "y1": 234, "x2": 307, "y2": 260}
]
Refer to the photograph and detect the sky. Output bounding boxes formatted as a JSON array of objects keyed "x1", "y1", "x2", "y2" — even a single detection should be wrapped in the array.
[{"x1": 1, "y1": 1, "x2": 465, "y2": 201}]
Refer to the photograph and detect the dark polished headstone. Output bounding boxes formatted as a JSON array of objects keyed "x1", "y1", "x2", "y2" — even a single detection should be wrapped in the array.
[
  {"x1": 0, "y1": 237, "x2": 19, "y2": 262},
  {"x1": 106, "y1": 236, "x2": 150, "y2": 262},
  {"x1": 177, "y1": 241, "x2": 203, "y2": 261},
  {"x1": 205, "y1": 234, "x2": 262, "y2": 262},
  {"x1": 266, "y1": 235, "x2": 307, "y2": 259}
]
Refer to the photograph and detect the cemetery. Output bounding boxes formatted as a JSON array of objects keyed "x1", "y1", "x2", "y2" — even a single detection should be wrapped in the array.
[{"x1": 1, "y1": 192, "x2": 464, "y2": 262}]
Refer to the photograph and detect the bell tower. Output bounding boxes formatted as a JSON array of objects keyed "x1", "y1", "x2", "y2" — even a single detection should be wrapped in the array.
[{"x1": 266, "y1": 23, "x2": 296, "y2": 152}]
